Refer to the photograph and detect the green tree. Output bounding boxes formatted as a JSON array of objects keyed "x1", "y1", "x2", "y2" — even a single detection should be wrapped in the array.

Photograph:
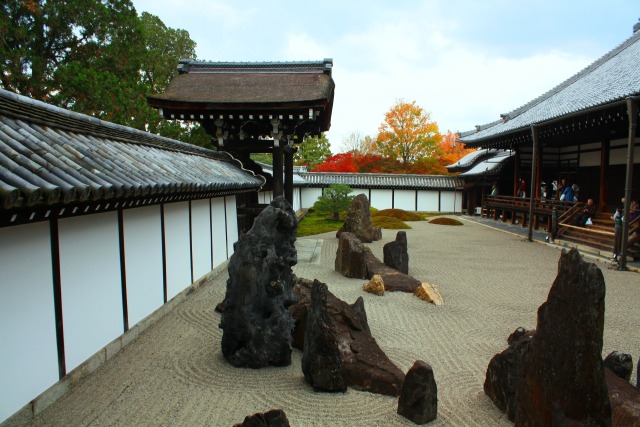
[
  {"x1": 374, "y1": 100, "x2": 442, "y2": 164},
  {"x1": 294, "y1": 133, "x2": 331, "y2": 168},
  {"x1": 0, "y1": 2, "x2": 209, "y2": 145},
  {"x1": 314, "y1": 184, "x2": 354, "y2": 220},
  {"x1": 1, "y1": 0, "x2": 144, "y2": 124}
]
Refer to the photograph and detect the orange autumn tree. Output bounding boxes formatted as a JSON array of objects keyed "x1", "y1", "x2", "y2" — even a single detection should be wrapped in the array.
[
  {"x1": 373, "y1": 100, "x2": 441, "y2": 164},
  {"x1": 437, "y1": 130, "x2": 476, "y2": 170}
]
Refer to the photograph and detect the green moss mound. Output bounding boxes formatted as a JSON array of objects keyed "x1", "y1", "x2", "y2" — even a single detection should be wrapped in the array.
[
  {"x1": 428, "y1": 217, "x2": 463, "y2": 226},
  {"x1": 372, "y1": 209, "x2": 422, "y2": 221},
  {"x1": 372, "y1": 216, "x2": 411, "y2": 229},
  {"x1": 297, "y1": 209, "x2": 343, "y2": 237}
]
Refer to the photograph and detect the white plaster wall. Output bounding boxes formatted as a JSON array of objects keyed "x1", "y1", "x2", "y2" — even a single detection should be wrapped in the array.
[
  {"x1": 609, "y1": 139, "x2": 640, "y2": 165},
  {"x1": 123, "y1": 206, "x2": 164, "y2": 327},
  {"x1": 58, "y1": 212, "x2": 123, "y2": 372},
  {"x1": 0, "y1": 222, "x2": 58, "y2": 422},
  {"x1": 225, "y1": 196, "x2": 238, "y2": 258},
  {"x1": 580, "y1": 151, "x2": 601, "y2": 167},
  {"x1": 417, "y1": 191, "x2": 440, "y2": 212},
  {"x1": 258, "y1": 191, "x2": 274, "y2": 204},
  {"x1": 211, "y1": 198, "x2": 227, "y2": 267},
  {"x1": 440, "y1": 191, "x2": 459, "y2": 212},
  {"x1": 163, "y1": 202, "x2": 192, "y2": 300},
  {"x1": 190, "y1": 199, "x2": 212, "y2": 281},
  {"x1": 300, "y1": 188, "x2": 322, "y2": 209},
  {"x1": 394, "y1": 190, "x2": 416, "y2": 211},
  {"x1": 292, "y1": 188, "x2": 301, "y2": 211},
  {"x1": 370, "y1": 189, "x2": 393, "y2": 210}
]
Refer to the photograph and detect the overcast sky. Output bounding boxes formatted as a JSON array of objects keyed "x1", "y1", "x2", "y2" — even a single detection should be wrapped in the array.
[{"x1": 130, "y1": 0, "x2": 639, "y2": 152}]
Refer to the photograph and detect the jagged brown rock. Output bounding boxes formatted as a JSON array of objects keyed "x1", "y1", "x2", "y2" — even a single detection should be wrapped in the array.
[
  {"x1": 606, "y1": 368, "x2": 640, "y2": 427},
  {"x1": 301, "y1": 280, "x2": 347, "y2": 392},
  {"x1": 514, "y1": 248, "x2": 611, "y2": 426},
  {"x1": 290, "y1": 278, "x2": 405, "y2": 396},
  {"x1": 484, "y1": 328, "x2": 535, "y2": 422},
  {"x1": 336, "y1": 193, "x2": 377, "y2": 242}
]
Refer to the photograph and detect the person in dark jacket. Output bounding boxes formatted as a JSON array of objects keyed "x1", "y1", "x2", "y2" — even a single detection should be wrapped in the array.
[{"x1": 575, "y1": 198, "x2": 596, "y2": 226}]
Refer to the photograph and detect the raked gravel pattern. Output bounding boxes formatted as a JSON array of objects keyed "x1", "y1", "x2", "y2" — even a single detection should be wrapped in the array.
[{"x1": 26, "y1": 217, "x2": 640, "y2": 426}]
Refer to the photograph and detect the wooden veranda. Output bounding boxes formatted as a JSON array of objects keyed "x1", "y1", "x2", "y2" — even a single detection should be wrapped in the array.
[{"x1": 458, "y1": 26, "x2": 640, "y2": 269}]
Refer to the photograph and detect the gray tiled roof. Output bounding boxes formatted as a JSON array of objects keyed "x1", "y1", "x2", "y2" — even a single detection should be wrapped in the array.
[
  {"x1": 297, "y1": 172, "x2": 459, "y2": 190},
  {"x1": 446, "y1": 149, "x2": 498, "y2": 172},
  {"x1": 0, "y1": 89, "x2": 264, "y2": 211},
  {"x1": 458, "y1": 150, "x2": 514, "y2": 177},
  {"x1": 459, "y1": 30, "x2": 640, "y2": 145}
]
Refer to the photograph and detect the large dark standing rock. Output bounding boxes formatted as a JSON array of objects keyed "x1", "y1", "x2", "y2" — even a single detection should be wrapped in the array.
[
  {"x1": 397, "y1": 360, "x2": 438, "y2": 424},
  {"x1": 514, "y1": 248, "x2": 611, "y2": 426},
  {"x1": 220, "y1": 196, "x2": 298, "y2": 368},
  {"x1": 604, "y1": 351, "x2": 633, "y2": 382},
  {"x1": 290, "y1": 278, "x2": 405, "y2": 396},
  {"x1": 337, "y1": 193, "x2": 375, "y2": 243},
  {"x1": 383, "y1": 231, "x2": 409, "y2": 274},
  {"x1": 301, "y1": 280, "x2": 347, "y2": 392},
  {"x1": 335, "y1": 232, "x2": 371, "y2": 279},
  {"x1": 606, "y1": 368, "x2": 640, "y2": 427},
  {"x1": 335, "y1": 232, "x2": 421, "y2": 293},
  {"x1": 484, "y1": 328, "x2": 535, "y2": 422},
  {"x1": 233, "y1": 409, "x2": 290, "y2": 427}
]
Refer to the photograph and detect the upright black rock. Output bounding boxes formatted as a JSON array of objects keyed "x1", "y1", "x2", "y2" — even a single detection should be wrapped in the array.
[
  {"x1": 383, "y1": 231, "x2": 409, "y2": 274},
  {"x1": 604, "y1": 351, "x2": 633, "y2": 382},
  {"x1": 397, "y1": 360, "x2": 438, "y2": 424},
  {"x1": 484, "y1": 328, "x2": 535, "y2": 422},
  {"x1": 514, "y1": 248, "x2": 611, "y2": 426},
  {"x1": 301, "y1": 280, "x2": 347, "y2": 392},
  {"x1": 220, "y1": 196, "x2": 298, "y2": 368}
]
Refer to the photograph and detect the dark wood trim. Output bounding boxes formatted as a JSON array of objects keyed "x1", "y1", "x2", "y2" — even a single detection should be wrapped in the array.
[
  {"x1": 600, "y1": 140, "x2": 610, "y2": 213},
  {"x1": 49, "y1": 218, "x2": 66, "y2": 379},
  {"x1": 117, "y1": 209, "x2": 129, "y2": 332},
  {"x1": 188, "y1": 201, "x2": 194, "y2": 284},
  {"x1": 160, "y1": 204, "x2": 168, "y2": 304},
  {"x1": 209, "y1": 198, "x2": 214, "y2": 270},
  {"x1": 223, "y1": 197, "x2": 229, "y2": 259}
]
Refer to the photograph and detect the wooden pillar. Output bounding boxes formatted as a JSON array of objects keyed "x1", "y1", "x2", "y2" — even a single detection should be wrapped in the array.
[
  {"x1": 620, "y1": 97, "x2": 638, "y2": 270},
  {"x1": 514, "y1": 150, "x2": 520, "y2": 197},
  {"x1": 533, "y1": 139, "x2": 542, "y2": 230},
  {"x1": 600, "y1": 140, "x2": 610, "y2": 213},
  {"x1": 527, "y1": 126, "x2": 538, "y2": 240},
  {"x1": 272, "y1": 146, "x2": 283, "y2": 198},
  {"x1": 283, "y1": 146, "x2": 294, "y2": 205}
]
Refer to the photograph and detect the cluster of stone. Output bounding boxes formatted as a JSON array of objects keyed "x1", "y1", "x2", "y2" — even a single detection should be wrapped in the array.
[
  {"x1": 220, "y1": 196, "x2": 298, "y2": 368},
  {"x1": 484, "y1": 248, "x2": 640, "y2": 426},
  {"x1": 290, "y1": 277, "x2": 405, "y2": 397},
  {"x1": 336, "y1": 193, "x2": 381, "y2": 243},
  {"x1": 335, "y1": 231, "x2": 421, "y2": 293}
]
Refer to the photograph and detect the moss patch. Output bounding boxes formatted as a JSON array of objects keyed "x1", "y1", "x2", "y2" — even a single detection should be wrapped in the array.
[
  {"x1": 297, "y1": 210, "x2": 344, "y2": 237},
  {"x1": 372, "y1": 216, "x2": 411, "y2": 229},
  {"x1": 428, "y1": 217, "x2": 463, "y2": 226},
  {"x1": 372, "y1": 209, "x2": 423, "y2": 221}
]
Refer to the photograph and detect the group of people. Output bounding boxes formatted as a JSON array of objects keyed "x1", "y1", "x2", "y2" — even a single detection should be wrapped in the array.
[{"x1": 612, "y1": 197, "x2": 640, "y2": 261}]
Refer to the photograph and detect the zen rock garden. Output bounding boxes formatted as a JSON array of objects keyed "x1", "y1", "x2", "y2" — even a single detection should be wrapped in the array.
[{"x1": 220, "y1": 195, "x2": 639, "y2": 426}]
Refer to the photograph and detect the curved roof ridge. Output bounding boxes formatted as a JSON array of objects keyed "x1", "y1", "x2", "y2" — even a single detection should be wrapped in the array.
[
  {"x1": 502, "y1": 30, "x2": 640, "y2": 122},
  {"x1": 0, "y1": 89, "x2": 218, "y2": 158}
]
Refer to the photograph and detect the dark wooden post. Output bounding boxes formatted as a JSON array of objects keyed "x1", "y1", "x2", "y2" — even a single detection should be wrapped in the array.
[
  {"x1": 272, "y1": 146, "x2": 283, "y2": 198},
  {"x1": 527, "y1": 126, "x2": 538, "y2": 241},
  {"x1": 283, "y1": 145, "x2": 295, "y2": 205},
  {"x1": 620, "y1": 97, "x2": 638, "y2": 270},
  {"x1": 599, "y1": 140, "x2": 610, "y2": 213}
]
